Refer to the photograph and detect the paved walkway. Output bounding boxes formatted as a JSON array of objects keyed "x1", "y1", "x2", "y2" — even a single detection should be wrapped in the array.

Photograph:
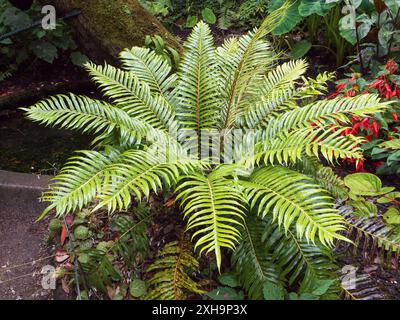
[{"x1": 0, "y1": 171, "x2": 55, "y2": 299}]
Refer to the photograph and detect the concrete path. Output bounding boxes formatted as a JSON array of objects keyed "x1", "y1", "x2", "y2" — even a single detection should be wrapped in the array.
[{"x1": 0, "y1": 170, "x2": 55, "y2": 299}]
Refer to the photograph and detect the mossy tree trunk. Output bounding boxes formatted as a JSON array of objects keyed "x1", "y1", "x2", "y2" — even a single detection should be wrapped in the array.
[{"x1": 38, "y1": 0, "x2": 180, "y2": 63}]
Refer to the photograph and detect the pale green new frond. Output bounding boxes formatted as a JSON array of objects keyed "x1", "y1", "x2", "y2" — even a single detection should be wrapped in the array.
[
  {"x1": 119, "y1": 46, "x2": 177, "y2": 95},
  {"x1": 217, "y1": 8, "x2": 285, "y2": 130},
  {"x1": 177, "y1": 21, "x2": 219, "y2": 131},
  {"x1": 240, "y1": 166, "x2": 349, "y2": 247},
  {"x1": 145, "y1": 240, "x2": 205, "y2": 300},
  {"x1": 86, "y1": 62, "x2": 177, "y2": 131},
  {"x1": 176, "y1": 168, "x2": 247, "y2": 270},
  {"x1": 263, "y1": 94, "x2": 388, "y2": 139},
  {"x1": 22, "y1": 93, "x2": 149, "y2": 146},
  {"x1": 40, "y1": 149, "x2": 122, "y2": 219},
  {"x1": 238, "y1": 60, "x2": 307, "y2": 128},
  {"x1": 97, "y1": 149, "x2": 197, "y2": 213},
  {"x1": 232, "y1": 216, "x2": 282, "y2": 299}
]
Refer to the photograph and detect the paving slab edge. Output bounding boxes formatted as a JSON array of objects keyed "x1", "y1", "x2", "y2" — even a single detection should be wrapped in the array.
[{"x1": 0, "y1": 170, "x2": 52, "y2": 191}]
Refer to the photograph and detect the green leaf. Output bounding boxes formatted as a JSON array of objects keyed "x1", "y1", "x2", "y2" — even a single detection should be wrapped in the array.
[
  {"x1": 202, "y1": 7, "x2": 217, "y2": 24},
  {"x1": 186, "y1": 15, "x2": 198, "y2": 28},
  {"x1": 348, "y1": 200, "x2": 378, "y2": 218},
  {"x1": 263, "y1": 281, "x2": 285, "y2": 300},
  {"x1": 270, "y1": 0, "x2": 303, "y2": 35},
  {"x1": 290, "y1": 40, "x2": 312, "y2": 59},
  {"x1": 344, "y1": 173, "x2": 395, "y2": 196},
  {"x1": 377, "y1": 192, "x2": 400, "y2": 204},
  {"x1": 383, "y1": 207, "x2": 400, "y2": 225},
  {"x1": 31, "y1": 41, "x2": 58, "y2": 63},
  {"x1": 339, "y1": 14, "x2": 357, "y2": 45},
  {"x1": 218, "y1": 274, "x2": 239, "y2": 288},
  {"x1": 70, "y1": 51, "x2": 89, "y2": 67},
  {"x1": 130, "y1": 279, "x2": 147, "y2": 298}
]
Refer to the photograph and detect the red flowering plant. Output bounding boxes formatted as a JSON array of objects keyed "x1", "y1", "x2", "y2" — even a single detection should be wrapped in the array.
[{"x1": 328, "y1": 60, "x2": 400, "y2": 174}]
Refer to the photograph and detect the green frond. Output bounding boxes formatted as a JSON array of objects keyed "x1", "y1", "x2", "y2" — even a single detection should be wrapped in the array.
[
  {"x1": 176, "y1": 168, "x2": 247, "y2": 270},
  {"x1": 22, "y1": 94, "x2": 150, "y2": 146},
  {"x1": 240, "y1": 166, "x2": 349, "y2": 247},
  {"x1": 39, "y1": 149, "x2": 123, "y2": 219},
  {"x1": 232, "y1": 216, "x2": 283, "y2": 299},
  {"x1": 86, "y1": 62, "x2": 177, "y2": 131},
  {"x1": 263, "y1": 216, "x2": 339, "y2": 289},
  {"x1": 119, "y1": 46, "x2": 177, "y2": 95},
  {"x1": 255, "y1": 126, "x2": 365, "y2": 166},
  {"x1": 238, "y1": 60, "x2": 307, "y2": 128},
  {"x1": 339, "y1": 206, "x2": 400, "y2": 260},
  {"x1": 177, "y1": 21, "x2": 219, "y2": 132},
  {"x1": 97, "y1": 149, "x2": 197, "y2": 213},
  {"x1": 291, "y1": 155, "x2": 348, "y2": 199},
  {"x1": 263, "y1": 94, "x2": 388, "y2": 139},
  {"x1": 145, "y1": 240, "x2": 205, "y2": 300}
]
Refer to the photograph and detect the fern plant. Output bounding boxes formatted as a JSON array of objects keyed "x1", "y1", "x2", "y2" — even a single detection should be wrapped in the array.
[{"x1": 24, "y1": 9, "x2": 390, "y2": 299}]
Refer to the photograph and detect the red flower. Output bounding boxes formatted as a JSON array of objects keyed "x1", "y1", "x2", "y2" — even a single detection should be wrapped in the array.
[
  {"x1": 386, "y1": 60, "x2": 397, "y2": 75},
  {"x1": 369, "y1": 79, "x2": 383, "y2": 89},
  {"x1": 372, "y1": 121, "x2": 380, "y2": 137},
  {"x1": 352, "y1": 115, "x2": 360, "y2": 124},
  {"x1": 365, "y1": 135, "x2": 373, "y2": 142},
  {"x1": 361, "y1": 118, "x2": 370, "y2": 130},
  {"x1": 336, "y1": 82, "x2": 346, "y2": 91},
  {"x1": 352, "y1": 122, "x2": 361, "y2": 134},
  {"x1": 393, "y1": 112, "x2": 399, "y2": 121},
  {"x1": 356, "y1": 159, "x2": 365, "y2": 172}
]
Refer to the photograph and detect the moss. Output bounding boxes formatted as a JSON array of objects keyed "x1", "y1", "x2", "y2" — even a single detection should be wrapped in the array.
[{"x1": 61, "y1": 0, "x2": 180, "y2": 56}]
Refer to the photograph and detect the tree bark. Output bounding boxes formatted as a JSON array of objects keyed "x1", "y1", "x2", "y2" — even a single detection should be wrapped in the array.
[{"x1": 37, "y1": 0, "x2": 180, "y2": 63}]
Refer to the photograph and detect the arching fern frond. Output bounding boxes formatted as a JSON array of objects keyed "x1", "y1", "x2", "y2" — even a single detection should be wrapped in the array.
[
  {"x1": 177, "y1": 21, "x2": 219, "y2": 132},
  {"x1": 232, "y1": 216, "x2": 282, "y2": 299},
  {"x1": 39, "y1": 149, "x2": 123, "y2": 219},
  {"x1": 262, "y1": 216, "x2": 339, "y2": 289},
  {"x1": 176, "y1": 168, "x2": 247, "y2": 270},
  {"x1": 97, "y1": 149, "x2": 197, "y2": 213},
  {"x1": 22, "y1": 94, "x2": 150, "y2": 146},
  {"x1": 263, "y1": 94, "x2": 388, "y2": 139},
  {"x1": 240, "y1": 166, "x2": 349, "y2": 247},
  {"x1": 86, "y1": 63, "x2": 177, "y2": 131},
  {"x1": 119, "y1": 46, "x2": 177, "y2": 96},
  {"x1": 290, "y1": 155, "x2": 348, "y2": 199},
  {"x1": 145, "y1": 240, "x2": 205, "y2": 300},
  {"x1": 255, "y1": 126, "x2": 365, "y2": 166},
  {"x1": 338, "y1": 206, "x2": 400, "y2": 263}
]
